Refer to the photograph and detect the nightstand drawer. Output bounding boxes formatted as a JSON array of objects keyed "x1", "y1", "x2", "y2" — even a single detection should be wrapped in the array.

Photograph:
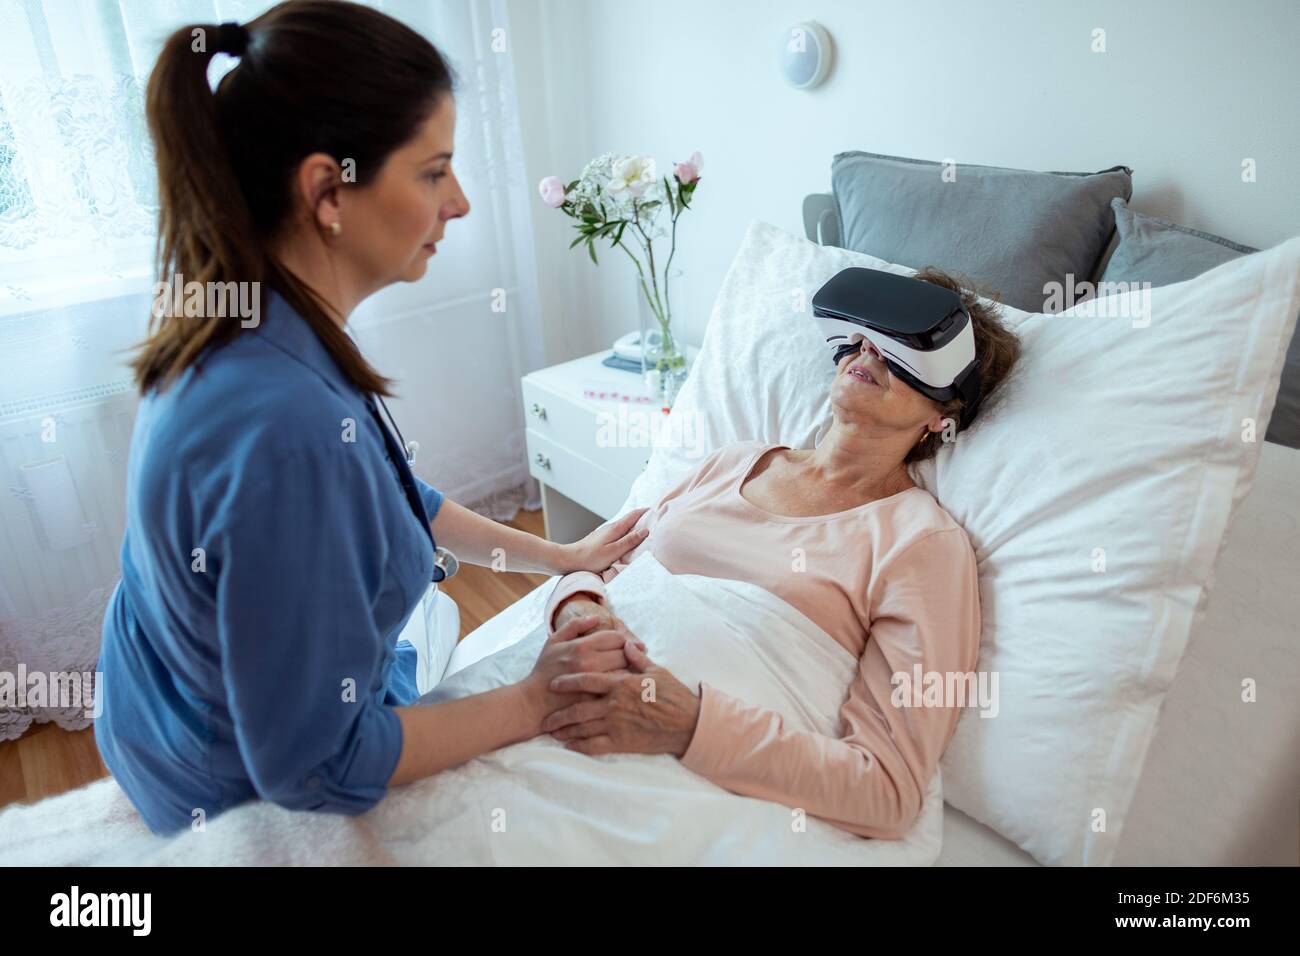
[
  {"x1": 521, "y1": 377, "x2": 652, "y2": 482},
  {"x1": 524, "y1": 429, "x2": 633, "y2": 519}
]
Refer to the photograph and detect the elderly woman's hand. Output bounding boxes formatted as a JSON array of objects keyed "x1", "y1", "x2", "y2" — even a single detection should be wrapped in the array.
[
  {"x1": 551, "y1": 594, "x2": 618, "y2": 634},
  {"x1": 541, "y1": 637, "x2": 702, "y2": 757}
]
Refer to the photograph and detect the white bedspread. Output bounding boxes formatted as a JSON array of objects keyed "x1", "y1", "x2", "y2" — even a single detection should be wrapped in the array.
[{"x1": 0, "y1": 554, "x2": 942, "y2": 865}]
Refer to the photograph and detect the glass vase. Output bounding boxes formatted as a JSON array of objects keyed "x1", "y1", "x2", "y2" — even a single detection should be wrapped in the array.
[{"x1": 634, "y1": 267, "x2": 688, "y2": 408}]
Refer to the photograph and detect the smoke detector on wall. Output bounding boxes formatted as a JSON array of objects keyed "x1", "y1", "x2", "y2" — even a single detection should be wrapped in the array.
[{"x1": 780, "y1": 21, "x2": 833, "y2": 89}]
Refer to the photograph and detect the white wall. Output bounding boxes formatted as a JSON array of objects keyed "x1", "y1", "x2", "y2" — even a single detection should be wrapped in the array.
[{"x1": 507, "y1": 0, "x2": 1300, "y2": 361}]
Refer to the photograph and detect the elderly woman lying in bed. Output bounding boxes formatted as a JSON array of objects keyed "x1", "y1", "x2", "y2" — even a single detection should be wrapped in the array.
[{"x1": 540, "y1": 268, "x2": 1020, "y2": 839}]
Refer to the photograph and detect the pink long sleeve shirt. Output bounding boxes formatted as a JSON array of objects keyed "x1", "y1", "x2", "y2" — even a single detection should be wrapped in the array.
[{"x1": 544, "y1": 440, "x2": 982, "y2": 839}]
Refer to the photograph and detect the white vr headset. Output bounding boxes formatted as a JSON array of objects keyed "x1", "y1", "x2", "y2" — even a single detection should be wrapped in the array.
[{"x1": 812, "y1": 267, "x2": 983, "y2": 429}]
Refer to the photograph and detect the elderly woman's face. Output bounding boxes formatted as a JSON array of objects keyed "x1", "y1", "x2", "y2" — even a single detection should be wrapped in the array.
[{"x1": 831, "y1": 339, "x2": 944, "y2": 435}]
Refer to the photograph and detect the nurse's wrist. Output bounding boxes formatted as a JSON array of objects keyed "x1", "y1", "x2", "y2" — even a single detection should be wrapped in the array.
[
  {"x1": 512, "y1": 676, "x2": 549, "y2": 736},
  {"x1": 547, "y1": 540, "x2": 581, "y2": 574}
]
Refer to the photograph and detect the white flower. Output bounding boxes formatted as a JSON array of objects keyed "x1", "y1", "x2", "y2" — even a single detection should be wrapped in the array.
[
  {"x1": 607, "y1": 155, "x2": 657, "y2": 199},
  {"x1": 566, "y1": 152, "x2": 672, "y2": 233}
]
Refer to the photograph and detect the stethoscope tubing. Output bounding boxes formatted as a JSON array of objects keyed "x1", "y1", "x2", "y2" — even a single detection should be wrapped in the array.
[{"x1": 373, "y1": 393, "x2": 458, "y2": 581}]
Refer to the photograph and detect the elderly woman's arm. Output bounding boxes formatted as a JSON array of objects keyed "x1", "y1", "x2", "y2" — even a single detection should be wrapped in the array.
[{"x1": 545, "y1": 527, "x2": 982, "y2": 840}]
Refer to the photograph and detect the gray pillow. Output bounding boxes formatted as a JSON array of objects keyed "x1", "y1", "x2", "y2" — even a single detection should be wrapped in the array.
[
  {"x1": 1100, "y1": 198, "x2": 1298, "y2": 448},
  {"x1": 831, "y1": 150, "x2": 1132, "y2": 313}
]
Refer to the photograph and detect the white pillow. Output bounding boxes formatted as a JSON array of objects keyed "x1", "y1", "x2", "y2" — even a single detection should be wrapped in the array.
[{"x1": 618, "y1": 219, "x2": 1300, "y2": 866}]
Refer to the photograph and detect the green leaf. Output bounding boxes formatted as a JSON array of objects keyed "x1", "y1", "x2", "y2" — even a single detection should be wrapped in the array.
[{"x1": 587, "y1": 240, "x2": 599, "y2": 265}]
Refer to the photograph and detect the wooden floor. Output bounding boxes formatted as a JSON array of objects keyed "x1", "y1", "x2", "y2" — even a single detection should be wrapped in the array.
[{"x1": 0, "y1": 508, "x2": 550, "y2": 814}]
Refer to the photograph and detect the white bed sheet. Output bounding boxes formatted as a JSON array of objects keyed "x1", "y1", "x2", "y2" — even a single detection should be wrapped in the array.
[{"x1": 1113, "y1": 439, "x2": 1300, "y2": 865}]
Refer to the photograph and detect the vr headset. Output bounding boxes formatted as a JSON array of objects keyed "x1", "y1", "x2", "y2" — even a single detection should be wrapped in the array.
[{"x1": 812, "y1": 267, "x2": 982, "y2": 430}]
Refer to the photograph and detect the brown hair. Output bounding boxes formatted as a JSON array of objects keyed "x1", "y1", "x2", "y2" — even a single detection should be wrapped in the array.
[
  {"x1": 132, "y1": 0, "x2": 456, "y2": 395},
  {"x1": 905, "y1": 267, "x2": 1021, "y2": 464}
]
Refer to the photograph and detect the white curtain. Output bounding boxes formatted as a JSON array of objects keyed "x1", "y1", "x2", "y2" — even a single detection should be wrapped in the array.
[{"x1": 0, "y1": 0, "x2": 544, "y2": 741}]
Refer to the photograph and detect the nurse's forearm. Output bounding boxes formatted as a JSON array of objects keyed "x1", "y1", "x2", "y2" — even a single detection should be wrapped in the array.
[
  {"x1": 429, "y1": 499, "x2": 565, "y2": 573},
  {"x1": 389, "y1": 683, "x2": 536, "y2": 786}
]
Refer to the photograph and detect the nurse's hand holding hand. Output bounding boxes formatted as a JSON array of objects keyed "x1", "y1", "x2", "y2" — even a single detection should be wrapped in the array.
[
  {"x1": 518, "y1": 613, "x2": 644, "y2": 734},
  {"x1": 541, "y1": 639, "x2": 702, "y2": 759},
  {"x1": 390, "y1": 613, "x2": 644, "y2": 787}
]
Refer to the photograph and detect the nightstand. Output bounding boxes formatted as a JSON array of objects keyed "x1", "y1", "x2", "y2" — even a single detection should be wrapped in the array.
[{"x1": 520, "y1": 349, "x2": 696, "y2": 542}]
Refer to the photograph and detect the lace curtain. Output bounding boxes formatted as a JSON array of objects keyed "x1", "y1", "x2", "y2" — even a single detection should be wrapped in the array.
[{"x1": 0, "y1": 0, "x2": 544, "y2": 741}]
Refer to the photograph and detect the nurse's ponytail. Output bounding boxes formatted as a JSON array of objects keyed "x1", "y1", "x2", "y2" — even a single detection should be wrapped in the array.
[{"x1": 133, "y1": 0, "x2": 456, "y2": 395}]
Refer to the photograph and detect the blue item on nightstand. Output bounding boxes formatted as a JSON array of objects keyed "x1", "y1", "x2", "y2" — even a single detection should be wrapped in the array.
[{"x1": 601, "y1": 353, "x2": 643, "y2": 373}]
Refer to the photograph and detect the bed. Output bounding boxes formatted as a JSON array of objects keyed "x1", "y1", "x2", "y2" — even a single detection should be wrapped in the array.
[{"x1": 443, "y1": 436, "x2": 1300, "y2": 866}]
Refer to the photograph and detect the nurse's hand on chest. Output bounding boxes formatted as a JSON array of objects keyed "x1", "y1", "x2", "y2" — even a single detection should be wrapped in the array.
[
  {"x1": 560, "y1": 507, "x2": 652, "y2": 575},
  {"x1": 429, "y1": 499, "x2": 649, "y2": 576}
]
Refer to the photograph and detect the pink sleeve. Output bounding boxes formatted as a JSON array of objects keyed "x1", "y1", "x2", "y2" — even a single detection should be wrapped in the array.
[
  {"x1": 543, "y1": 572, "x2": 609, "y2": 632},
  {"x1": 679, "y1": 527, "x2": 982, "y2": 839},
  {"x1": 543, "y1": 445, "x2": 740, "y2": 632}
]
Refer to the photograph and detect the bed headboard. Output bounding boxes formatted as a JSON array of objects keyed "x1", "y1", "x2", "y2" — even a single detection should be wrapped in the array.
[{"x1": 802, "y1": 193, "x2": 841, "y2": 247}]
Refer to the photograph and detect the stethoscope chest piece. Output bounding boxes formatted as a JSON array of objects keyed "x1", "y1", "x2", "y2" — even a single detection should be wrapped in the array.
[{"x1": 432, "y1": 546, "x2": 459, "y2": 582}]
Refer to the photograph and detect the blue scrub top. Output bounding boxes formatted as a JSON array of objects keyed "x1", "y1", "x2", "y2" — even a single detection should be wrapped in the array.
[{"x1": 95, "y1": 288, "x2": 444, "y2": 836}]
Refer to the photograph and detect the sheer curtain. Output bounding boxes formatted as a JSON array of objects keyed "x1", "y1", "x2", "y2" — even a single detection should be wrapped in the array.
[{"x1": 0, "y1": 0, "x2": 544, "y2": 741}]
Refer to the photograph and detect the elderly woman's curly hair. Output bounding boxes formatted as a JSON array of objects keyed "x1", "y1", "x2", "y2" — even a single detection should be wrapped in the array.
[{"x1": 904, "y1": 267, "x2": 1021, "y2": 464}]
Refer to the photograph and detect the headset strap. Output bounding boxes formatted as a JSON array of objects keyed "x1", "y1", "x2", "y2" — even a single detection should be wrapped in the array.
[{"x1": 954, "y1": 363, "x2": 983, "y2": 429}]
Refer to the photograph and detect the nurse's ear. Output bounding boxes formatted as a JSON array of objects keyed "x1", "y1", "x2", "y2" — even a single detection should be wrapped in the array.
[{"x1": 291, "y1": 151, "x2": 346, "y2": 238}]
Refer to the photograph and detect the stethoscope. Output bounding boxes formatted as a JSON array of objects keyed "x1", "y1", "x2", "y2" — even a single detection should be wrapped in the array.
[{"x1": 373, "y1": 393, "x2": 460, "y2": 582}]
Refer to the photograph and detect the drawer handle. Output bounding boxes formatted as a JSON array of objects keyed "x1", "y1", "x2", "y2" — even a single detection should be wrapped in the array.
[
  {"x1": 534, "y1": 452, "x2": 551, "y2": 470},
  {"x1": 530, "y1": 402, "x2": 547, "y2": 420}
]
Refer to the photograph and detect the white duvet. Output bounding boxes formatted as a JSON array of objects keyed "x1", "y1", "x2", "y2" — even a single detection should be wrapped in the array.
[{"x1": 0, "y1": 554, "x2": 942, "y2": 865}]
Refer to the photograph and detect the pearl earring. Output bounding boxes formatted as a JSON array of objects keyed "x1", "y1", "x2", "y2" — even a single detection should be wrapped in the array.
[{"x1": 327, "y1": 221, "x2": 341, "y2": 237}]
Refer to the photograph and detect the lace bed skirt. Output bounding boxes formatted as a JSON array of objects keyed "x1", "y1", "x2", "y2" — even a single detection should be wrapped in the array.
[{"x1": 0, "y1": 585, "x2": 109, "y2": 743}]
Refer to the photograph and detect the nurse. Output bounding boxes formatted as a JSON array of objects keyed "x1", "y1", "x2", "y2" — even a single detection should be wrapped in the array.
[{"x1": 96, "y1": 0, "x2": 646, "y2": 835}]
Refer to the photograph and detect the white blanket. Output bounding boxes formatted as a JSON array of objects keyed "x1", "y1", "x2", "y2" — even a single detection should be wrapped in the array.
[{"x1": 0, "y1": 554, "x2": 942, "y2": 865}]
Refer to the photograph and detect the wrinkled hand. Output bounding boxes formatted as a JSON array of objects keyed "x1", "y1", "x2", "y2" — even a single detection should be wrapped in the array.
[
  {"x1": 541, "y1": 638, "x2": 701, "y2": 758},
  {"x1": 559, "y1": 508, "x2": 649, "y2": 574}
]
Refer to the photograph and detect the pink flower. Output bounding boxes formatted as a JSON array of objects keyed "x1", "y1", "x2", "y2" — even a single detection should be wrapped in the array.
[
  {"x1": 674, "y1": 151, "x2": 704, "y2": 184},
  {"x1": 538, "y1": 176, "x2": 567, "y2": 207}
]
